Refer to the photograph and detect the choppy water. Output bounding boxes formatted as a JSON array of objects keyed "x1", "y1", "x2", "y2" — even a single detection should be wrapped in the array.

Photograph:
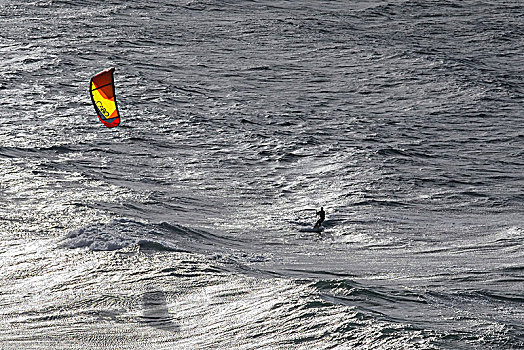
[{"x1": 1, "y1": 0, "x2": 523, "y2": 349}]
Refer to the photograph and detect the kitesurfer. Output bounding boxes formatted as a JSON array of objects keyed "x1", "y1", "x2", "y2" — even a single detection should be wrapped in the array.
[{"x1": 314, "y1": 207, "x2": 325, "y2": 229}]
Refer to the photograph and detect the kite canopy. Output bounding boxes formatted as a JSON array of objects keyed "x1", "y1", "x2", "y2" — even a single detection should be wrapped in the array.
[{"x1": 90, "y1": 67, "x2": 120, "y2": 128}]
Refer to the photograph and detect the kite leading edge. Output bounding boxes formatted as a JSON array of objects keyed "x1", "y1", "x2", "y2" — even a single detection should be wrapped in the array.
[{"x1": 90, "y1": 67, "x2": 120, "y2": 128}]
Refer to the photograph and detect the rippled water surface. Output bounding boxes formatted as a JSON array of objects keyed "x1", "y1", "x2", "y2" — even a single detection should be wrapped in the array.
[{"x1": 1, "y1": 1, "x2": 523, "y2": 349}]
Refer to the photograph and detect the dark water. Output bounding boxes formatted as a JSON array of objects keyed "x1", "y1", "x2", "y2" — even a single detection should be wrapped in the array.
[{"x1": 1, "y1": 1, "x2": 523, "y2": 349}]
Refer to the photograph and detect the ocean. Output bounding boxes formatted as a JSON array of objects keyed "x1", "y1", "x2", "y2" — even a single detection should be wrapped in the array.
[{"x1": 0, "y1": 0, "x2": 522, "y2": 349}]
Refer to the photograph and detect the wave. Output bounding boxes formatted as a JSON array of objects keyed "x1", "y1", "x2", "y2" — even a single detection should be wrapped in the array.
[
  {"x1": 302, "y1": 278, "x2": 523, "y2": 349},
  {"x1": 65, "y1": 219, "x2": 160, "y2": 251},
  {"x1": 64, "y1": 219, "x2": 247, "y2": 254},
  {"x1": 377, "y1": 146, "x2": 435, "y2": 159},
  {"x1": 413, "y1": 226, "x2": 523, "y2": 256},
  {"x1": 312, "y1": 279, "x2": 428, "y2": 307},
  {"x1": 0, "y1": 145, "x2": 76, "y2": 159}
]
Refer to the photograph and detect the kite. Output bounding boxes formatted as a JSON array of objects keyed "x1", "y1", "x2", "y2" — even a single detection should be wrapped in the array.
[{"x1": 90, "y1": 67, "x2": 120, "y2": 128}]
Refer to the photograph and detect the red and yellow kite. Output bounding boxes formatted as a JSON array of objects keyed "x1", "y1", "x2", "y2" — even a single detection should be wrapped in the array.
[{"x1": 90, "y1": 67, "x2": 120, "y2": 128}]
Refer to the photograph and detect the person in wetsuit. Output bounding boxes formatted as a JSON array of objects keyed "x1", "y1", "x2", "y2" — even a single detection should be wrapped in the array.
[{"x1": 314, "y1": 207, "x2": 325, "y2": 229}]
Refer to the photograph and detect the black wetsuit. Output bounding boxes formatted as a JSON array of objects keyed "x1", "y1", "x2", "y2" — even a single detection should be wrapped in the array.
[{"x1": 314, "y1": 209, "x2": 325, "y2": 228}]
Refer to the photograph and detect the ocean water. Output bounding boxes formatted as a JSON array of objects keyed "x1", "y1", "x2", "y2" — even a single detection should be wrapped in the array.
[{"x1": 0, "y1": 0, "x2": 523, "y2": 349}]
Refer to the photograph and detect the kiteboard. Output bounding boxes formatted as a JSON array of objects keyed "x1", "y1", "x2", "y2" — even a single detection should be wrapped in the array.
[{"x1": 299, "y1": 226, "x2": 324, "y2": 233}]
